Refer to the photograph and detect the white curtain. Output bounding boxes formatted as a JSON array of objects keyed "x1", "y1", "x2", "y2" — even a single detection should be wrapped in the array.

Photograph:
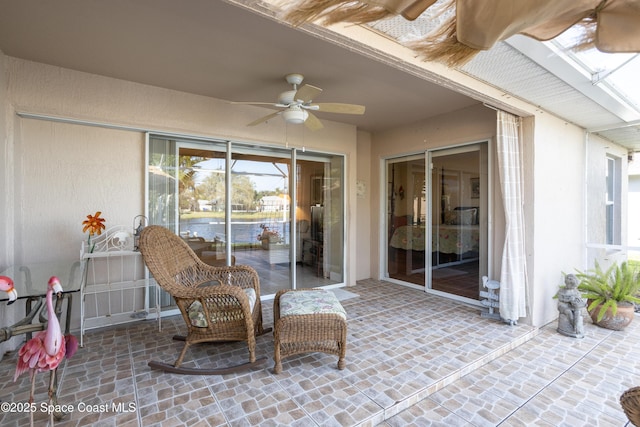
[{"x1": 496, "y1": 111, "x2": 527, "y2": 324}]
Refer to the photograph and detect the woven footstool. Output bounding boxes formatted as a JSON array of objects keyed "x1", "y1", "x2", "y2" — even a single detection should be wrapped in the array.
[{"x1": 273, "y1": 288, "x2": 347, "y2": 374}]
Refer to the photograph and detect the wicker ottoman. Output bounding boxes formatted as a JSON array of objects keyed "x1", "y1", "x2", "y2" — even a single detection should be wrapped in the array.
[{"x1": 273, "y1": 288, "x2": 347, "y2": 374}]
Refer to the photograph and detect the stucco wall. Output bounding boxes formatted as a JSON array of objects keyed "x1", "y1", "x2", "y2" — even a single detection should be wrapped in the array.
[
  {"x1": 528, "y1": 114, "x2": 586, "y2": 326},
  {"x1": 1, "y1": 53, "x2": 12, "y2": 267},
  {"x1": 356, "y1": 130, "x2": 372, "y2": 280},
  {"x1": 15, "y1": 120, "x2": 143, "y2": 261},
  {"x1": 584, "y1": 133, "x2": 629, "y2": 267},
  {"x1": 629, "y1": 162, "x2": 640, "y2": 256},
  {"x1": 0, "y1": 51, "x2": 14, "y2": 358}
]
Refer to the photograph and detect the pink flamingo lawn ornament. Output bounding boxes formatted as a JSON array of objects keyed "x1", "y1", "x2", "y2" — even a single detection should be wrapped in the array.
[
  {"x1": 13, "y1": 276, "x2": 78, "y2": 426},
  {"x1": 0, "y1": 276, "x2": 17, "y2": 304}
]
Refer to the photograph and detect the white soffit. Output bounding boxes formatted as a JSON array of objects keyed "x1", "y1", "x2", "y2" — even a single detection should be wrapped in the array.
[
  {"x1": 368, "y1": 16, "x2": 640, "y2": 151},
  {"x1": 500, "y1": 35, "x2": 640, "y2": 151},
  {"x1": 504, "y1": 35, "x2": 640, "y2": 124},
  {"x1": 461, "y1": 40, "x2": 622, "y2": 128}
]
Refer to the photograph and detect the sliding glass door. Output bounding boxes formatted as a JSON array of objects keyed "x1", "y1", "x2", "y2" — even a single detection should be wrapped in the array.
[
  {"x1": 147, "y1": 134, "x2": 344, "y2": 297},
  {"x1": 385, "y1": 142, "x2": 488, "y2": 302}
]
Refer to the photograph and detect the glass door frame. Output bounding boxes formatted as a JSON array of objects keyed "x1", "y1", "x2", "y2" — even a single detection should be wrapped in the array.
[
  {"x1": 383, "y1": 153, "x2": 428, "y2": 290},
  {"x1": 427, "y1": 141, "x2": 492, "y2": 305}
]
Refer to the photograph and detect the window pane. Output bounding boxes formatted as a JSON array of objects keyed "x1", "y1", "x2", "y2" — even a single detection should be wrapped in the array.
[
  {"x1": 606, "y1": 204, "x2": 614, "y2": 245},
  {"x1": 148, "y1": 136, "x2": 177, "y2": 230},
  {"x1": 605, "y1": 156, "x2": 621, "y2": 246},
  {"x1": 606, "y1": 157, "x2": 614, "y2": 203}
]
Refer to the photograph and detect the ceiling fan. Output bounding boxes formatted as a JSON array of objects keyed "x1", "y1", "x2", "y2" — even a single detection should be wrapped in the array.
[{"x1": 231, "y1": 73, "x2": 365, "y2": 131}]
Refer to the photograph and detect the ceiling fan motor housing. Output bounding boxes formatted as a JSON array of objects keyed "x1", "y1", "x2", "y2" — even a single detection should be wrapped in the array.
[
  {"x1": 285, "y1": 73, "x2": 304, "y2": 86},
  {"x1": 278, "y1": 90, "x2": 296, "y2": 105}
]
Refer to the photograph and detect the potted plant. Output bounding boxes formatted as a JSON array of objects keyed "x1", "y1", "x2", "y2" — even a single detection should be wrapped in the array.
[
  {"x1": 257, "y1": 224, "x2": 281, "y2": 250},
  {"x1": 575, "y1": 261, "x2": 640, "y2": 330}
]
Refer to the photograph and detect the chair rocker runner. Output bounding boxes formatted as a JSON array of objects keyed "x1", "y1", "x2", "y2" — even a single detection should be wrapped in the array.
[{"x1": 138, "y1": 225, "x2": 271, "y2": 375}]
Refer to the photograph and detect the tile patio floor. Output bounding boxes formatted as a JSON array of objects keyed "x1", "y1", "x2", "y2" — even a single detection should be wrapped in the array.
[{"x1": 0, "y1": 279, "x2": 638, "y2": 426}]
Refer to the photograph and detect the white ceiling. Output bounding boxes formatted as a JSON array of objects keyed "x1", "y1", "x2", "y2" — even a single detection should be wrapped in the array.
[{"x1": 0, "y1": 0, "x2": 638, "y2": 150}]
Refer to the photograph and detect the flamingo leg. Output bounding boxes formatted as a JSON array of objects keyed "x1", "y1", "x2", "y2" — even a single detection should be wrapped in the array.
[
  {"x1": 29, "y1": 370, "x2": 35, "y2": 427},
  {"x1": 48, "y1": 369, "x2": 55, "y2": 426},
  {"x1": 51, "y1": 367, "x2": 66, "y2": 421}
]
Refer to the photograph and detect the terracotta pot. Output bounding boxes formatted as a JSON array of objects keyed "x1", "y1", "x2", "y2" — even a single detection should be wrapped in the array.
[
  {"x1": 587, "y1": 301, "x2": 635, "y2": 331},
  {"x1": 261, "y1": 238, "x2": 270, "y2": 250}
]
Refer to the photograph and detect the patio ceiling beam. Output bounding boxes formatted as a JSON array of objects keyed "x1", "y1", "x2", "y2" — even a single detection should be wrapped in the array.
[{"x1": 587, "y1": 118, "x2": 640, "y2": 133}]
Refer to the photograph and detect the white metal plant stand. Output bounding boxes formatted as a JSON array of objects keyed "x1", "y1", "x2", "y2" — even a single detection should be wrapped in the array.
[{"x1": 79, "y1": 225, "x2": 158, "y2": 346}]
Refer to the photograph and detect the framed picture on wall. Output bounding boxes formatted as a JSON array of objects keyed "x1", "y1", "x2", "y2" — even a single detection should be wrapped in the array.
[
  {"x1": 470, "y1": 177, "x2": 480, "y2": 199},
  {"x1": 311, "y1": 175, "x2": 323, "y2": 205}
]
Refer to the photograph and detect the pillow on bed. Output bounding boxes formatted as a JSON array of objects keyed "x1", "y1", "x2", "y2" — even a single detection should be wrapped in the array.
[
  {"x1": 444, "y1": 208, "x2": 477, "y2": 225},
  {"x1": 443, "y1": 211, "x2": 457, "y2": 225}
]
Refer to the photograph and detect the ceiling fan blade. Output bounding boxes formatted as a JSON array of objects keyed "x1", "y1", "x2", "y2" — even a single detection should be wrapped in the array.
[
  {"x1": 247, "y1": 111, "x2": 280, "y2": 127},
  {"x1": 304, "y1": 112, "x2": 324, "y2": 131},
  {"x1": 295, "y1": 84, "x2": 322, "y2": 103},
  {"x1": 311, "y1": 103, "x2": 365, "y2": 115}
]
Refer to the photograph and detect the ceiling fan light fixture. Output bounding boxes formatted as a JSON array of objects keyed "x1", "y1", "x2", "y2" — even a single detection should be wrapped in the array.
[{"x1": 282, "y1": 108, "x2": 308, "y2": 124}]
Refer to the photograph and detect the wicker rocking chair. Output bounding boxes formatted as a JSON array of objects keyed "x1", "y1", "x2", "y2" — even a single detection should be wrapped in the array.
[
  {"x1": 138, "y1": 225, "x2": 270, "y2": 375},
  {"x1": 621, "y1": 386, "x2": 640, "y2": 427}
]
